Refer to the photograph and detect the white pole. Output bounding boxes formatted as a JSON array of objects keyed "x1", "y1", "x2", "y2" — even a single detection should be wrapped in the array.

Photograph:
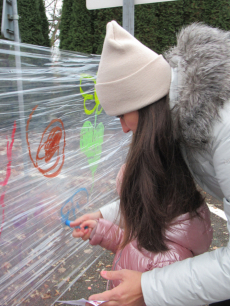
[
  {"x1": 12, "y1": 0, "x2": 28, "y2": 172},
  {"x1": 123, "y1": 0, "x2": 134, "y2": 35}
]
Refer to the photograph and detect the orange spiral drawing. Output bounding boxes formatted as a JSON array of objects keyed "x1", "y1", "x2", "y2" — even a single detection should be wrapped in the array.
[{"x1": 26, "y1": 105, "x2": 66, "y2": 178}]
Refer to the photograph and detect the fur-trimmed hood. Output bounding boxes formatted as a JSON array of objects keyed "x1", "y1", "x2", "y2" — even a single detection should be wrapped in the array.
[{"x1": 165, "y1": 23, "x2": 230, "y2": 149}]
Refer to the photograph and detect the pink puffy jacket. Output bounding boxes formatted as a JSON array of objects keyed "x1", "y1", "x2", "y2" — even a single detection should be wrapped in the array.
[{"x1": 89, "y1": 165, "x2": 213, "y2": 294}]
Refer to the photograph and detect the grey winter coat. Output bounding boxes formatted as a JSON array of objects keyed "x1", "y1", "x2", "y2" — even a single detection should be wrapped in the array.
[{"x1": 100, "y1": 23, "x2": 230, "y2": 306}]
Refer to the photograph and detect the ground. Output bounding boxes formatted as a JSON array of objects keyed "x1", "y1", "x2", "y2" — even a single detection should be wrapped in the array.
[{"x1": 55, "y1": 250, "x2": 114, "y2": 304}]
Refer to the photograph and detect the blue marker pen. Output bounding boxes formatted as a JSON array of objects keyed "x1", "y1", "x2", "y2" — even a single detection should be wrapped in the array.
[{"x1": 65, "y1": 219, "x2": 88, "y2": 230}]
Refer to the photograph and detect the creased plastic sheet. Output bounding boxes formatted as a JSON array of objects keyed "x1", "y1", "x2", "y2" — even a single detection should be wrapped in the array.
[
  {"x1": 0, "y1": 40, "x2": 130, "y2": 305},
  {"x1": 57, "y1": 299, "x2": 106, "y2": 305}
]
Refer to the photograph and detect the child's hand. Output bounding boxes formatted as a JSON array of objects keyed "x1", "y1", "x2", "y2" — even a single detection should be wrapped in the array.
[
  {"x1": 71, "y1": 212, "x2": 100, "y2": 240},
  {"x1": 72, "y1": 219, "x2": 97, "y2": 241},
  {"x1": 70, "y1": 211, "x2": 102, "y2": 228}
]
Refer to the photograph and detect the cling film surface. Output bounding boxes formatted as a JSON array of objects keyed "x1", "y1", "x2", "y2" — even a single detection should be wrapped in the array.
[{"x1": 0, "y1": 40, "x2": 130, "y2": 305}]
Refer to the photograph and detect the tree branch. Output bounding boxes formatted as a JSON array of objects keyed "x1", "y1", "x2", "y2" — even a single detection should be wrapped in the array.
[{"x1": 45, "y1": 0, "x2": 57, "y2": 9}]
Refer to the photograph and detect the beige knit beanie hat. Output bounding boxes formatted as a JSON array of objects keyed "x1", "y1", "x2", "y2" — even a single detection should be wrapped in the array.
[{"x1": 95, "y1": 20, "x2": 171, "y2": 116}]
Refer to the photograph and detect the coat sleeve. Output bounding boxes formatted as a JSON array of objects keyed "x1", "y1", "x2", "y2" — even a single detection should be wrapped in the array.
[
  {"x1": 141, "y1": 197, "x2": 230, "y2": 305},
  {"x1": 89, "y1": 219, "x2": 124, "y2": 254}
]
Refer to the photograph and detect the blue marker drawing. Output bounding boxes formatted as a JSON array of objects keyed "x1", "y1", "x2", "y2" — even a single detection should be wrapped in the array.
[{"x1": 61, "y1": 188, "x2": 89, "y2": 229}]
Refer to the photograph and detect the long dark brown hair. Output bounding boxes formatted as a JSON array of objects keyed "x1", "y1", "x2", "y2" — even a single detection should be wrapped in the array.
[{"x1": 119, "y1": 95, "x2": 204, "y2": 252}]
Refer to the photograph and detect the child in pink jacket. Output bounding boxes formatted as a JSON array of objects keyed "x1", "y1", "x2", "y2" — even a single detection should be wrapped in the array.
[{"x1": 81, "y1": 165, "x2": 213, "y2": 291}]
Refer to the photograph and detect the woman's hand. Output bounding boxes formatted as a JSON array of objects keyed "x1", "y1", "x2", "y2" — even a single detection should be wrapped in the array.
[
  {"x1": 70, "y1": 210, "x2": 102, "y2": 240},
  {"x1": 89, "y1": 269, "x2": 144, "y2": 306}
]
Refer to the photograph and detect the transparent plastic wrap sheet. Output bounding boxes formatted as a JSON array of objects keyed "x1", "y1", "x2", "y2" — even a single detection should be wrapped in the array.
[{"x1": 0, "y1": 40, "x2": 130, "y2": 305}]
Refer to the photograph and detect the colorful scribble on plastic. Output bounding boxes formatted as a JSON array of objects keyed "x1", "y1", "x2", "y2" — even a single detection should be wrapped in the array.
[
  {"x1": 80, "y1": 75, "x2": 104, "y2": 179},
  {"x1": 26, "y1": 105, "x2": 66, "y2": 178},
  {"x1": 61, "y1": 188, "x2": 89, "y2": 225},
  {"x1": 0, "y1": 121, "x2": 16, "y2": 237}
]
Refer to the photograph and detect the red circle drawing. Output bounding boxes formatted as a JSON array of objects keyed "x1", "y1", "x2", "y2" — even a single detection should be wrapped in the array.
[{"x1": 26, "y1": 105, "x2": 66, "y2": 178}]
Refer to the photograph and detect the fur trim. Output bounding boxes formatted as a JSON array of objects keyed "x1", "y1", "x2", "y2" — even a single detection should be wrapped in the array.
[{"x1": 164, "y1": 23, "x2": 230, "y2": 149}]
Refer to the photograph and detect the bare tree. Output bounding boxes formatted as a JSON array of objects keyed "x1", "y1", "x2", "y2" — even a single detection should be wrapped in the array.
[{"x1": 44, "y1": 0, "x2": 62, "y2": 48}]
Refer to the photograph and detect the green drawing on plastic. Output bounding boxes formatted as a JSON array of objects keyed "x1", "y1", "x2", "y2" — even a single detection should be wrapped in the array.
[
  {"x1": 79, "y1": 74, "x2": 104, "y2": 179},
  {"x1": 80, "y1": 121, "x2": 104, "y2": 177},
  {"x1": 80, "y1": 74, "x2": 103, "y2": 116}
]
